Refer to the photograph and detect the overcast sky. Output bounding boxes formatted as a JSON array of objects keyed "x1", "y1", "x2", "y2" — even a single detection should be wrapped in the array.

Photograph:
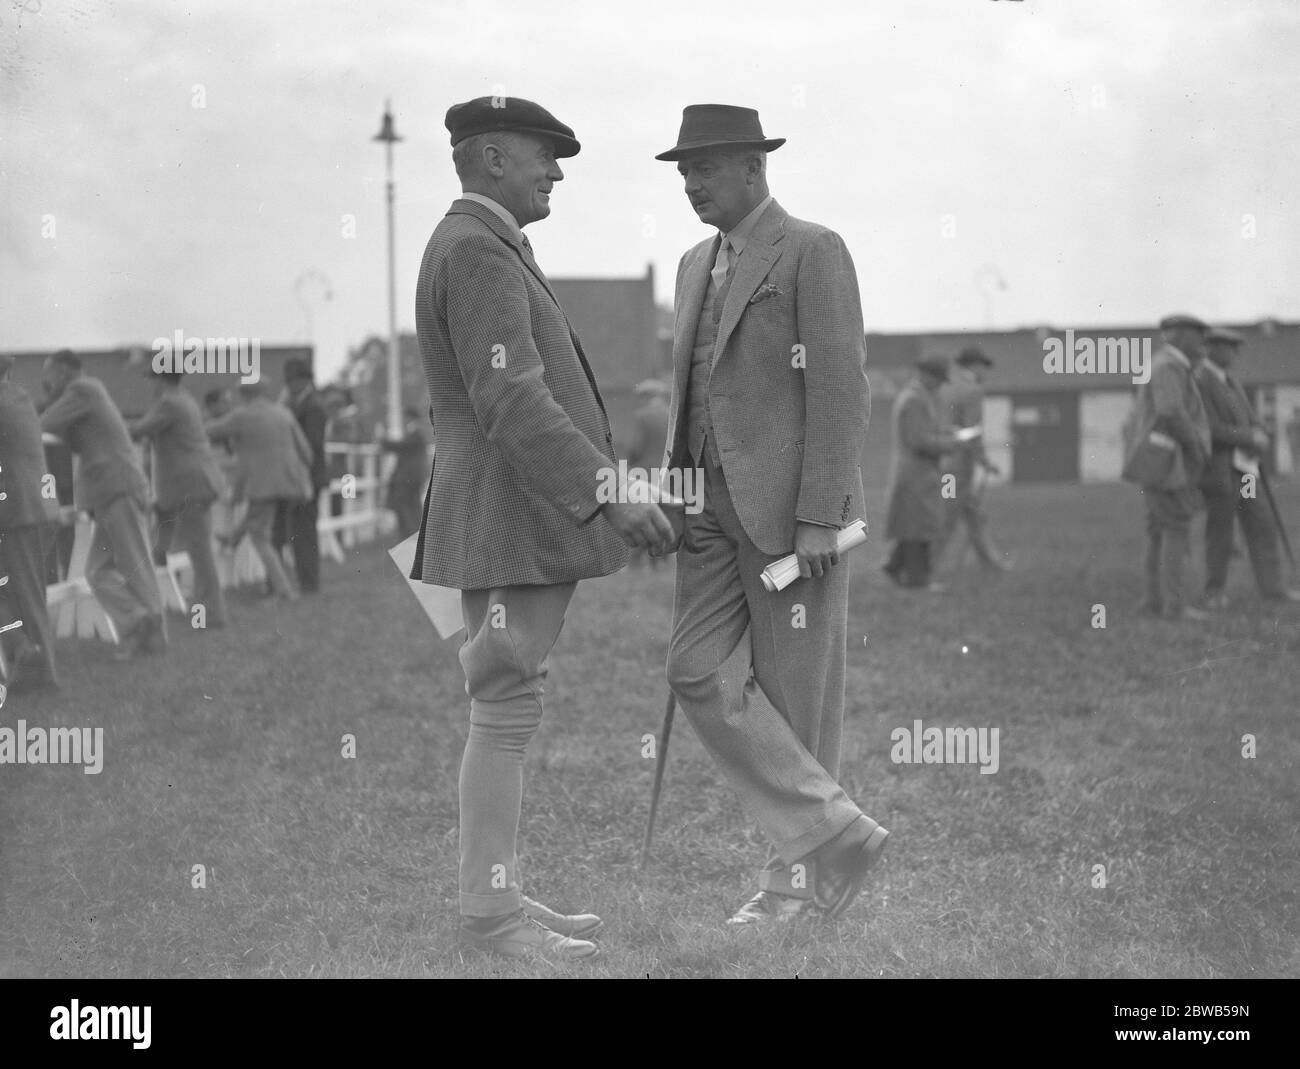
[{"x1": 3, "y1": 0, "x2": 1298, "y2": 382}]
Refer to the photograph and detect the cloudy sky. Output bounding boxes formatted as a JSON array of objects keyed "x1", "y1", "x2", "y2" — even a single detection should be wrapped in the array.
[{"x1": 3, "y1": 0, "x2": 1298, "y2": 382}]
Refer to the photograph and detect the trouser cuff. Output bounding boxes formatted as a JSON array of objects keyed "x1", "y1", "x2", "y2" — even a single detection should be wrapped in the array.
[{"x1": 459, "y1": 889, "x2": 521, "y2": 918}]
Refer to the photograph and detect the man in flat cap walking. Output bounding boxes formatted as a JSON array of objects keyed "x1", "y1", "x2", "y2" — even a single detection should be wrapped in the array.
[
  {"x1": 1123, "y1": 314, "x2": 1212, "y2": 621},
  {"x1": 656, "y1": 104, "x2": 889, "y2": 927},
  {"x1": 414, "y1": 96, "x2": 673, "y2": 960},
  {"x1": 1195, "y1": 327, "x2": 1299, "y2": 608}
]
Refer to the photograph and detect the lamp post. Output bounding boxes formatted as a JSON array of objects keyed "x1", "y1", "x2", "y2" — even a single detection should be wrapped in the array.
[{"x1": 372, "y1": 100, "x2": 403, "y2": 439}]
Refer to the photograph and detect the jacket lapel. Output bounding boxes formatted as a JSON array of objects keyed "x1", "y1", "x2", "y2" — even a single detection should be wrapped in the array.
[
  {"x1": 712, "y1": 201, "x2": 786, "y2": 370},
  {"x1": 447, "y1": 198, "x2": 609, "y2": 424},
  {"x1": 448, "y1": 199, "x2": 564, "y2": 310}
]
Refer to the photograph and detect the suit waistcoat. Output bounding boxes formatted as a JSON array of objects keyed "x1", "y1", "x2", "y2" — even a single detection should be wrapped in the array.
[{"x1": 684, "y1": 269, "x2": 730, "y2": 467}]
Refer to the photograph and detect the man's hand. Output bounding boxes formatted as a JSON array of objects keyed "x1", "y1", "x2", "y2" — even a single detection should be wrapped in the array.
[
  {"x1": 795, "y1": 522, "x2": 840, "y2": 580},
  {"x1": 1250, "y1": 428, "x2": 1270, "y2": 453},
  {"x1": 601, "y1": 501, "x2": 675, "y2": 554},
  {"x1": 648, "y1": 505, "x2": 686, "y2": 558}
]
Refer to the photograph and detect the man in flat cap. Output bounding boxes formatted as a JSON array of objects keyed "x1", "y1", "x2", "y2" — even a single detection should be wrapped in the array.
[
  {"x1": 1123, "y1": 314, "x2": 1212, "y2": 621},
  {"x1": 1195, "y1": 327, "x2": 1299, "y2": 607},
  {"x1": 414, "y1": 96, "x2": 673, "y2": 961},
  {"x1": 935, "y1": 344, "x2": 1008, "y2": 574},
  {"x1": 884, "y1": 354, "x2": 959, "y2": 590},
  {"x1": 656, "y1": 104, "x2": 889, "y2": 927}
]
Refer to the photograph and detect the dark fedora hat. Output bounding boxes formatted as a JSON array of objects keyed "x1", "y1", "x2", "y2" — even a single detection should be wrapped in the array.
[
  {"x1": 955, "y1": 344, "x2": 994, "y2": 368},
  {"x1": 654, "y1": 104, "x2": 785, "y2": 162}
]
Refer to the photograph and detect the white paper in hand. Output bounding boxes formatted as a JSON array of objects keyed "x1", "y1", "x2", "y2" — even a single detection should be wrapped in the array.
[
  {"x1": 388, "y1": 533, "x2": 464, "y2": 640},
  {"x1": 760, "y1": 519, "x2": 869, "y2": 592}
]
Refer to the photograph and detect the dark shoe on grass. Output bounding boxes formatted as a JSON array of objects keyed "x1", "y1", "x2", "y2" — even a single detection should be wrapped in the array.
[{"x1": 813, "y1": 817, "x2": 891, "y2": 921}]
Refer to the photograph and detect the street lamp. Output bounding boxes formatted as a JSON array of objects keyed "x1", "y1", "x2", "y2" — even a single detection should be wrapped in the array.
[{"x1": 372, "y1": 99, "x2": 403, "y2": 439}]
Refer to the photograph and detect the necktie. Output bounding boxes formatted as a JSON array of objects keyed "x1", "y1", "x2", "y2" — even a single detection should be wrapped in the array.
[
  {"x1": 711, "y1": 236, "x2": 731, "y2": 290},
  {"x1": 520, "y1": 233, "x2": 534, "y2": 256}
]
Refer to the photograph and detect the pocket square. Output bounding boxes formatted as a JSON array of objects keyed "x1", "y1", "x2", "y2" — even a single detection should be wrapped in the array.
[{"x1": 749, "y1": 282, "x2": 782, "y2": 304}]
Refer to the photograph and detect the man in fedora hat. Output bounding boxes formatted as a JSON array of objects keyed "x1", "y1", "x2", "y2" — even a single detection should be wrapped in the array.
[
  {"x1": 656, "y1": 104, "x2": 889, "y2": 927},
  {"x1": 883, "y1": 354, "x2": 959, "y2": 590},
  {"x1": 414, "y1": 95, "x2": 674, "y2": 961},
  {"x1": 935, "y1": 344, "x2": 1009, "y2": 573},
  {"x1": 1195, "y1": 327, "x2": 1299, "y2": 607}
]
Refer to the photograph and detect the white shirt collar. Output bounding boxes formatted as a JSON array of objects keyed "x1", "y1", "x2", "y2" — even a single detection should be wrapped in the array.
[
  {"x1": 720, "y1": 195, "x2": 774, "y2": 256},
  {"x1": 461, "y1": 192, "x2": 524, "y2": 243},
  {"x1": 1165, "y1": 344, "x2": 1192, "y2": 369},
  {"x1": 1201, "y1": 359, "x2": 1228, "y2": 383}
]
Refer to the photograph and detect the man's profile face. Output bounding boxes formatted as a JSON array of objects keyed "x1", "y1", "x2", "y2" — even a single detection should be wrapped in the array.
[
  {"x1": 677, "y1": 151, "x2": 757, "y2": 232},
  {"x1": 493, "y1": 133, "x2": 564, "y2": 228}
]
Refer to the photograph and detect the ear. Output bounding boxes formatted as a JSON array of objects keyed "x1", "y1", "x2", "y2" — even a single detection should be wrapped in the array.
[{"x1": 482, "y1": 142, "x2": 508, "y2": 177}]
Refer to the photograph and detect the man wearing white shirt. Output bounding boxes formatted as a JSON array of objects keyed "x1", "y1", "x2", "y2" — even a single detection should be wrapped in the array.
[{"x1": 656, "y1": 104, "x2": 888, "y2": 928}]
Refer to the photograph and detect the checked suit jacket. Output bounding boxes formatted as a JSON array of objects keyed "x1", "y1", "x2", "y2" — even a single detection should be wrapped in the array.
[
  {"x1": 663, "y1": 200, "x2": 870, "y2": 553},
  {"x1": 412, "y1": 198, "x2": 628, "y2": 589}
]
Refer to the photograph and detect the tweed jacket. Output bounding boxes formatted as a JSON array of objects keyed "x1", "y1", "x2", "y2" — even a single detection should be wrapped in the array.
[
  {"x1": 663, "y1": 200, "x2": 870, "y2": 554},
  {"x1": 39, "y1": 375, "x2": 150, "y2": 515},
  {"x1": 884, "y1": 378, "x2": 949, "y2": 542},
  {"x1": 0, "y1": 379, "x2": 54, "y2": 529},
  {"x1": 205, "y1": 397, "x2": 313, "y2": 503},
  {"x1": 412, "y1": 198, "x2": 628, "y2": 589},
  {"x1": 1194, "y1": 362, "x2": 1264, "y2": 497},
  {"x1": 1125, "y1": 345, "x2": 1211, "y2": 492},
  {"x1": 132, "y1": 388, "x2": 227, "y2": 512}
]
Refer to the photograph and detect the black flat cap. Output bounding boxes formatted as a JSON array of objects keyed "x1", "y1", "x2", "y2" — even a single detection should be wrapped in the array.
[
  {"x1": 956, "y1": 344, "x2": 994, "y2": 368},
  {"x1": 1206, "y1": 327, "x2": 1245, "y2": 345},
  {"x1": 1159, "y1": 313, "x2": 1207, "y2": 331},
  {"x1": 445, "y1": 96, "x2": 580, "y2": 158}
]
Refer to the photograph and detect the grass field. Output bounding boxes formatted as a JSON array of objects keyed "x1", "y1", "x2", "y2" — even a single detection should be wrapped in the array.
[{"x1": 1, "y1": 481, "x2": 1298, "y2": 978}]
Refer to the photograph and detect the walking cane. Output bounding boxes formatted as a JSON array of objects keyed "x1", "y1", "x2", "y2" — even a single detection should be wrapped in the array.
[
  {"x1": 639, "y1": 690, "x2": 676, "y2": 870},
  {"x1": 1259, "y1": 471, "x2": 1297, "y2": 578}
]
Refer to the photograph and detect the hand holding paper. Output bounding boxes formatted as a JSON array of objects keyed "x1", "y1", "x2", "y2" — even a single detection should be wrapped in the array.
[{"x1": 761, "y1": 519, "x2": 868, "y2": 592}]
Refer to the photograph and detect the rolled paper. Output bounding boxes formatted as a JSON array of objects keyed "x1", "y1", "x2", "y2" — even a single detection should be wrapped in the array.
[
  {"x1": 761, "y1": 519, "x2": 869, "y2": 592},
  {"x1": 954, "y1": 426, "x2": 982, "y2": 443}
]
